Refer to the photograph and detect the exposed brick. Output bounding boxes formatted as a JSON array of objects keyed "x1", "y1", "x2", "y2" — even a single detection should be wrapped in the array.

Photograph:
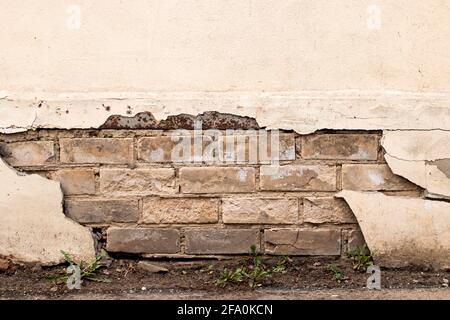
[
  {"x1": 107, "y1": 228, "x2": 180, "y2": 254},
  {"x1": 302, "y1": 134, "x2": 379, "y2": 160},
  {"x1": 302, "y1": 197, "x2": 356, "y2": 224},
  {"x1": 60, "y1": 138, "x2": 133, "y2": 164},
  {"x1": 64, "y1": 199, "x2": 139, "y2": 224},
  {"x1": 0, "y1": 141, "x2": 54, "y2": 166},
  {"x1": 185, "y1": 228, "x2": 260, "y2": 254},
  {"x1": 342, "y1": 164, "x2": 417, "y2": 191},
  {"x1": 50, "y1": 169, "x2": 96, "y2": 195},
  {"x1": 142, "y1": 198, "x2": 219, "y2": 224},
  {"x1": 260, "y1": 165, "x2": 336, "y2": 191},
  {"x1": 265, "y1": 228, "x2": 341, "y2": 255},
  {"x1": 100, "y1": 168, "x2": 176, "y2": 195},
  {"x1": 138, "y1": 136, "x2": 213, "y2": 163},
  {"x1": 179, "y1": 167, "x2": 256, "y2": 194},
  {"x1": 138, "y1": 132, "x2": 295, "y2": 164},
  {"x1": 222, "y1": 198, "x2": 298, "y2": 224},
  {"x1": 219, "y1": 133, "x2": 295, "y2": 163}
]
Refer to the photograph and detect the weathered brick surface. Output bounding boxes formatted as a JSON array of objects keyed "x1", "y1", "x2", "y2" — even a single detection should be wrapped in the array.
[
  {"x1": 142, "y1": 198, "x2": 219, "y2": 224},
  {"x1": 302, "y1": 197, "x2": 356, "y2": 224},
  {"x1": 185, "y1": 228, "x2": 260, "y2": 254},
  {"x1": 65, "y1": 199, "x2": 139, "y2": 223},
  {"x1": 100, "y1": 168, "x2": 176, "y2": 195},
  {"x1": 219, "y1": 133, "x2": 295, "y2": 163},
  {"x1": 342, "y1": 164, "x2": 417, "y2": 191},
  {"x1": 222, "y1": 198, "x2": 298, "y2": 224},
  {"x1": 260, "y1": 165, "x2": 336, "y2": 191},
  {"x1": 265, "y1": 228, "x2": 341, "y2": 255},
  {"x1": 107, "y1": 228, "x2": 180, "y2": 254},
  {"x1": 138, "y1": 133, "x2": 295, "y2": 164},
  {"x1": 138, "y1": 136, "x2": 213, "y2": 163},
  {"x1": 50, "y1": 169, "x2": 96, "y2": 195},
  {"x1": 302, "y1": 134, "x2": 379, "y2": 160},
  {"x1": 180, "y1": 167, "x2": 256, "y2": 194},
  {"x1": 60, "y1": 138, "x2": 133, "y2": 164},
  {"x1": 0, "y1": 141, "x2": 54, "y2": 166}
]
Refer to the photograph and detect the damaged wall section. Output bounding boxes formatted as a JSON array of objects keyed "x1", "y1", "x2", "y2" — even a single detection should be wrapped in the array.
[
  {"x1": 0, "y1": 111, "x2": 449, "y2": 270},
  {"x1": 0, "y1": 114, "x2": 427, "y2": 265},
  {"x1": 0, "y1": 158, "x2": 95, "y2": 265}
]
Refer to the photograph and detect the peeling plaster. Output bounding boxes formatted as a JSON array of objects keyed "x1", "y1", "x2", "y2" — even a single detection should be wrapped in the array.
[
  {"x1": 2, "y1": 91, "x2": 450, "y2": 134},
  {"x1": 337, "y1": 191, "x2": 450, "y2": 270},
  {"x1": 383, "y1": 130, "x2": 450, "y2": 198},
  {"x1": 0, "y1": 159, "x2": 95, "y2": 265}
]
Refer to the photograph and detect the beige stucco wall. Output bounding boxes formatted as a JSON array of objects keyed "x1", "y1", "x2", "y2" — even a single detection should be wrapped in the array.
[
  {"x1": 1, "y1": 0, "x2": 450, "y2": 93},
  {"x1": 1, "y1": 1, "x2": 450, "y2": 268}
]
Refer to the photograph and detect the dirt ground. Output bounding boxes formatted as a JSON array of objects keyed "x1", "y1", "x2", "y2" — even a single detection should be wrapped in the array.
[{"x1": 0, "y1": 257, "x2": 449, "y2": 300}]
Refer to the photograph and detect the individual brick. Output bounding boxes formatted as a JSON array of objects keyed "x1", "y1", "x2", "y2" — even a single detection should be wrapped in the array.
[
  {"x1": 301, "y1": 133, "x2": 379, "y2": 160},
  {"x1": 0, "y1": 141, "x2": 54, "y2": 166},
  {"x1": 260, "y1": 165, "x2": 336, "y2": 191},
  {"x1": 219, "y1": 132, "x2": 295, "y2": 163},
  {"x1": 60, "y1": 138, "x2": 133, "y2": 164},
  {"x1": 142, "y1": 198, "x2": 219, "y2": 224},
  {"x1": 179, "y1": 167, "x2": 256, "y2": 194},
  {"x1": 50, "y1": 169, "x2": 96, "y2": 195},
  {"x1": 138, "y1": 135, "x2": 213, "y2": 163},
  {"x1": 184, "y1": 228, "x2": 260, "y2": 254},
  {"x1": 301, "y1": 197, "x2": 356, "y2": 224},
  {"x1": 265, "y1": 228, "x2": 341, "y2": 255},
  {"x1": 100, "y1": 168, "x2": 176, "y2": 195},
  {"x1": 222, "y1": 198, "x2": 298, "y2": 224},
  {"x1": 106, "y1": 228, "x2": 180, "y2": 254},
  {"x1": 64, "y1": 199, "x2": 139, "y2": 224},
  {"x1": 342, "y1": 164, "x2": 417, "y2": 191}
]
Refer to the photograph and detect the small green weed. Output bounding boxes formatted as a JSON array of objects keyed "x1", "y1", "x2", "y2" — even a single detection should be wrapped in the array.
[
  {"x1": 49, "y1": 250, "x2": 111, "y2": 285},
  {"x1": 327, "y1": 264, "x2": 343, "y2": 283},
  {"x1": 216, "y1": 245, "x2": 288, "y2": 288},
  {"x1": 346, "y1": 244, "x2": 374, "y2": 272}
]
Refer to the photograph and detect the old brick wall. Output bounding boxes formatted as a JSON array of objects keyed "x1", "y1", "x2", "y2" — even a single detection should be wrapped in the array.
[{"x1": 0, "y1": 129, "x2": 420, "y2": 258}]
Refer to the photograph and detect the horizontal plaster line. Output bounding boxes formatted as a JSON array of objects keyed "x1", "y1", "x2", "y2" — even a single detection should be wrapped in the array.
[{"x1": 4, "y1": 90, "x2": 450, "y2": 101}]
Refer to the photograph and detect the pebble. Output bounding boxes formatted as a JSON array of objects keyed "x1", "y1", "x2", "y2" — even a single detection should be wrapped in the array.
[
  {"x1": 141, "y1": 287, "x2": 147, "y2": 291},
  {"x1": 137, "y1": 261, "x2": 169, "y2": 274}
]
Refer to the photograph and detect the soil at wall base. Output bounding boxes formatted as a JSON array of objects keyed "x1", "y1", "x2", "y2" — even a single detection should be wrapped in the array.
[{"x1": 0, "y1": 257, "x2": 448, "y2": 299}]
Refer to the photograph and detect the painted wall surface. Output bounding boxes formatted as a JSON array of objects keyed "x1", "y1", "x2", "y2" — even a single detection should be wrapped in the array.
[{"x1": 1, "y1": 0, "x2": 450, "y2": 93}]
